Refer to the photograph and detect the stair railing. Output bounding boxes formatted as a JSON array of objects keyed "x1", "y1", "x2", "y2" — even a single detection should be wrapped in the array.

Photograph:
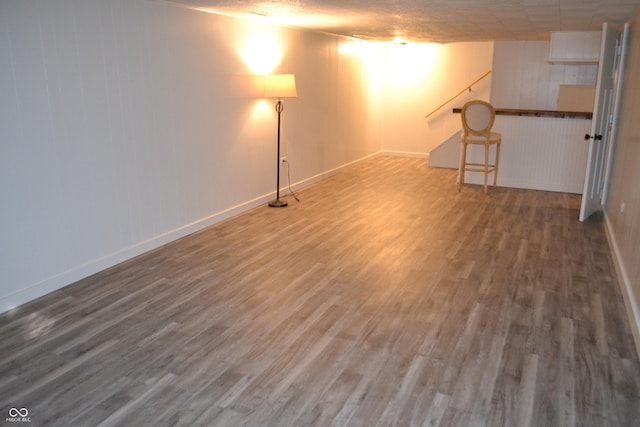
[{"x1": 425, "y1": 70, "x2": 492, "y2": 118}]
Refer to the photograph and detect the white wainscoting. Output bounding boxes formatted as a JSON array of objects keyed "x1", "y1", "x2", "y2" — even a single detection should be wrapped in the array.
[{"x1": 462, "y1": 116, "x2": 591, "y2": 194}]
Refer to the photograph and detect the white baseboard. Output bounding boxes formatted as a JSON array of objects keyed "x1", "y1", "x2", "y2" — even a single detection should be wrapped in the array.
[
  {"x1": 0, "y1": 194, "x2": 274, "y2": 314},
  {"x1": 604, "y1": 213, "x2": 640, "y2": 360},
  {"x1": 0, "y1": 151, "x2": 382, "y2": 315},
  {"x1": 380, "y1": 150, "x2": 429, "y2": 159},
  {"x1": 285, "y1": 151, "x2": 382, "y2": 192}
]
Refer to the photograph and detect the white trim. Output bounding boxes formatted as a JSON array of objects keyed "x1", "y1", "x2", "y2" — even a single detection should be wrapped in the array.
[
  {"x1": 380, "y1": 150, "x2": 429, "y2": 159},
  {"x1": 0, "y1": 194, "x2": 272, "y2": 314},
  {"x1": 604, "y1": 213, "x2": 640, "y2": 360},
  {"x1": 283, "y1": 151, "x2": 382, "y2": 193},
  {"x1": 0, "y1": 151, "x2": 382, "y2": 315}
]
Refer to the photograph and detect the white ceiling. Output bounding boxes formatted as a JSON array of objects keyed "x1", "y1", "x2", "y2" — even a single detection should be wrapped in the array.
[{"x1": 162, "y1": 0, "x2": 640, "y2": 43}]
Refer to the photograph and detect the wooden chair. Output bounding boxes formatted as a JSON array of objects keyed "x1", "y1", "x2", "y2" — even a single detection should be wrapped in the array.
[{"x1": 458, "y1": 100, "x2": 502, "y2": 192}]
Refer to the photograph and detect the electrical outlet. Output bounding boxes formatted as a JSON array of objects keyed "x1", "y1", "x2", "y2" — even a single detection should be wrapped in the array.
[{"x1": 621, "y1": 201, "x2": 625, "y2": 213}]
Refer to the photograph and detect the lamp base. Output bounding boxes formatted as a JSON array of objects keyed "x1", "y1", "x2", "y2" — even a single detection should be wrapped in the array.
[{"x1": 268, "y1": 199, "x2": 288, "y2": 208}]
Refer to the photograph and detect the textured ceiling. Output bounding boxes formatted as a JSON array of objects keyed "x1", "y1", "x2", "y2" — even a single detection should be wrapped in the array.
[{"x1": 162, "y1": 0, "x2": 640, "y2": 43}]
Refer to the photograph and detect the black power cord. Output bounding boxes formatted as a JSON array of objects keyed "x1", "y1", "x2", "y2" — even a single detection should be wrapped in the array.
[{"x1": 282, "y1": 159, "x2": 300, "y2": 202}]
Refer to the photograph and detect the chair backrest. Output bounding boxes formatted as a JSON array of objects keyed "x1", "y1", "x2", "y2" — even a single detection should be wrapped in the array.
[{"x1": 461, "y1": 100, "x2": 496, "y2": 137}]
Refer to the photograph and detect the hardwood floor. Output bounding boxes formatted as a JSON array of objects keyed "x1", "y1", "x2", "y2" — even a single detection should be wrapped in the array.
[{"x1": 1, "y1": 156, "x2": 639, "y2": 426}]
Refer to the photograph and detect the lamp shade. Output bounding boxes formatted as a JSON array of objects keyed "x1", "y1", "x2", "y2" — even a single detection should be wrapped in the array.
[{"x1": 264, "y1": 74, "x2": 297, "y2": 99}]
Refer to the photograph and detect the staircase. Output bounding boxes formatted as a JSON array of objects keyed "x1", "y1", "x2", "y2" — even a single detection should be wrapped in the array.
[
  {"x1": 428, "y1": 130, "x2": 460, "y2": 169},
  {"x1": 424, "y1": 70, "x2": 492, "y2": 170}
]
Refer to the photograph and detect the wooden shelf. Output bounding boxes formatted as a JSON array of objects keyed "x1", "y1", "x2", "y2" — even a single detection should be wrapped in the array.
[{"x1": 452, "y1": 107, "x2": 592, "y2": 119}]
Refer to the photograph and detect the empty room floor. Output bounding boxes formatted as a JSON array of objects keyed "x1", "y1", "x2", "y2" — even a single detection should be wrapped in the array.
[{"x1": 1, "y1": 156, "x2": 639, "y2": 426}]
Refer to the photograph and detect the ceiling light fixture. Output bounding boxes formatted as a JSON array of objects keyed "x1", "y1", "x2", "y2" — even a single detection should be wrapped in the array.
[{"x1": 392, "y1": 36, "x2": 408, "y2": 45}]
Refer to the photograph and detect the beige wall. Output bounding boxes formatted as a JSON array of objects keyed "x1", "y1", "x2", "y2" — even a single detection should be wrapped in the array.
[
  {"x1": 603, "y1": 13, "x2": 640, "y2": 352},
  {"x1": 0, "y1": 0, "x2": 380, "y2": 311},
  {"x1": 0, "y1": 0, "x2": 501, "y2": 313},
  {"x1": 381, "y1": 42, "x2": 494, "y2": 156},
  {"x1": 4, "y1": 0, "x2": 636, "y2": 324}
]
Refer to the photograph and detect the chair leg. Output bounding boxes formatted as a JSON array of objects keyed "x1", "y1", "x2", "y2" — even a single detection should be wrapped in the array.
[
  {"x1": 483, "y1": 144, "x2": 489, "y2": 193},
  {"x1": 458, "y1": 143, "x2": 467, "y2": 192},
  {"x1": 494, "y1": 142, "x2": 501, "y2": 187}
]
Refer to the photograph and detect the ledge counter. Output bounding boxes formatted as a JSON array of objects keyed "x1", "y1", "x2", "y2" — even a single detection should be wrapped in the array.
[{"x1": 450, "y1": 107, "x2": 592, "y2": 194}]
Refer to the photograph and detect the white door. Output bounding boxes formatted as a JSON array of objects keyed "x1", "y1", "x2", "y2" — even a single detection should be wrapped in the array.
[
  {"x1": 601, "y1": 23, "x2": 630, "y2": 206},
  {"x1": 579, "y1": 23, "x2": 620, "y2": 221}
]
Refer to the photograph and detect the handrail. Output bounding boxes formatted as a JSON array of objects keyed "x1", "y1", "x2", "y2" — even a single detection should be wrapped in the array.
[{"x1": 425, "y1": 70, "x2": 492, "y2": 118}]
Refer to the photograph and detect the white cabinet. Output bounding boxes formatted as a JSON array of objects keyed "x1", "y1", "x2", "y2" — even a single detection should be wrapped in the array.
[{"x1": 549, "y1": 31, "x2": 602, "y2": 63}]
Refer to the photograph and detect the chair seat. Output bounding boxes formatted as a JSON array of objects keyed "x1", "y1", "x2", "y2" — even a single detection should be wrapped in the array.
[{"x1": 460, "y1": 132, "x2": 501, "y2": 144}]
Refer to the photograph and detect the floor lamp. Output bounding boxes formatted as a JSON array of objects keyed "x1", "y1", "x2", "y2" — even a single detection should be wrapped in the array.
[{"x1": 264, "y1": 74, "x2": 297, "y2": 208}]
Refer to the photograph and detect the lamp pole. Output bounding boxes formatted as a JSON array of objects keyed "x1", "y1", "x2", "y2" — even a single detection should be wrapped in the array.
[{"x1": 268, "y1": 99, "x2": 287, "y2": 207}]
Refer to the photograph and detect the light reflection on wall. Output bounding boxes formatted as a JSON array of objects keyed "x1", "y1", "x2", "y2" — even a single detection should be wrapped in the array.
[
  {"x1": 339, "y1": 41, "x2": 385, "y2": 90},
  {"x1": 196, "y1": 7, "x2": 284, "y2": 75},
  {"x1": 252, "y1": 99, "x2": 275, "y2": 117},
  {"x1": 241, "y1": 99, "x2": 275, "y2": 148},
  {"x1": 386, "y1": 43, "x2": 438, "y2": 86},
  {"x1": 241, "y1": 30, "x2": 283, "y2": 74},
  {"x1": 237, "y1": 27, "x2": 286, "y2": 127},
  {"x1": 339, "y1": 40, "x2": 439, "y2": 88}
]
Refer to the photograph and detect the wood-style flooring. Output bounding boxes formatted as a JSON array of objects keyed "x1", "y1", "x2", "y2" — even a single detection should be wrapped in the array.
[{"x1": 1, "y1": 156, "x2": 639, "y2": 426}]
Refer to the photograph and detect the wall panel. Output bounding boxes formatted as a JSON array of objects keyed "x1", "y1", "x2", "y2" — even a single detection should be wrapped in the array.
[
  {"x1": 0, "y1": 0, "x2": 379, "y2": 311},
  {"x1": 603, "y1": 13, "x2": 640, "y2": 356},
  {"x1": 491, "y1": 41, "x2": 598, "y2": 110},
  {"x1": 462, "y1": 116, "x2": 591, "y2": 193}
]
